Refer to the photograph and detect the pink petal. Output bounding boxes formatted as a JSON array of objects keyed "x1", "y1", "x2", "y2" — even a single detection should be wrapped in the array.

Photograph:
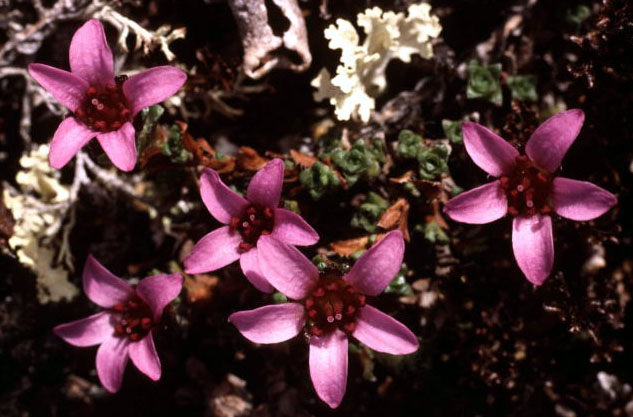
[
  {"x1": 96, "y1": 122, "x2": 137, "y2": 172},
  {"x1": 69, "y1": 19, "x2": 114, "y2": 87},
  {"x1": 54, "y1": 312, "x2": 113, "y2": 347},
  {"x1": 83, "y1": 255, "x2": 134, "y2": 309},
  {"x1": 27, "y1": 63, "x2": 88, "y2": 111},
  {"x1": 128, "y1": 333, "x2": 161, "y2": 381},
  {"x1": 239, "y1": 248, "x2": 274, "y2": 293},
  {"x1": 352, "y1": 305, "x2": 419, "y2": 355},
  {"x1": 49, "y1": 117, "x2": 95, "y2": 169},
  {"x1": 309, "y1": 330, "x2": 348, "y2": 409},
  {"x1": 512, "y1": 215, "x2": 554, "y2": 286},
  {"x1": 526, "y1": 109, "x2": 585, "y2": 172},
  {"x1": 344, "y1": 230, "x2": 404, "y2": 296},
  {"x1": 96, "y1": 335, "x2": 130, "y2": 393},
  {"x1": 552, "y1": 177, "x2": 617, "y2": 221},
  {"x1": 246, "y1": 159, "x2": 284, "y2": 208},
  {"x1": 184, "y1": 226, "x2": 242, "y2": 274},
  {"x1": 271, "y1": 208, "x2": 319, "y2": 246},
  {"x1": 199, "y1": 168, "x2": 249, "y2": 224},
  {"x1": 462, "y1": 121, "x2": 519, "y2": 177},
  {"x1": 122, "y1": 66, "x2": 187, "y2": 116},
  {"x1": 136, "y1": 274, "x2": 183, "y2": 322},
  {"x1": 228, "y1": 303, "x2": 305, "y2": 344},
  {"x1": 257, "y1": 235, "x2": 318, "y2": 300},
  {"x1": 444, "y1": 180, "x2": 508, "y2": 224}
]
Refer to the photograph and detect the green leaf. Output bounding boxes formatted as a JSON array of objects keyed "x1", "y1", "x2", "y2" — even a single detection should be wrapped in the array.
[
  {"x1": 299, "y1": 161, "x2": 340, "y2": 200},
  {"x1": 384, "y1": 263, "x2": 414, "y2": 296},
  {"x1": 415, "y1": 220, "x2": 450, "y2": 245},
  {"x1": 272, "y1": 292, "x2": 288, "y2": 304},
  {"x1": 442, "y1": 119, "x2": 464, "y2": 144},
  {"x1": 162, "y1": 124, "x2": 193, "y2": 164},
  {"x1": 467, "y1": 60, "x2": 503, "y2": 105},
  {"x1": 397, "y1": 130, "x2": 423, "y2": 159},
  {"x1": 351, "y1": 192, "x2": 389, "y2": 233},
  {"x1": 331, "y1": 139, "x2": 384, "y2": 186},
  {"x1": 565, "y1": 4, "x2": 591, "y2": 26},
  {"x1": 283, "y1": 200, "x2": 300, "y2": 214},
  {"x1": 507, "y1": 75, "x2": 538, "y2": 102},
  {"x1": 138, "y1": 104, "x2": 165, "y2": 151},
  {"x1": 417, "y1": 144, "x2": 448, "y2": 181}
]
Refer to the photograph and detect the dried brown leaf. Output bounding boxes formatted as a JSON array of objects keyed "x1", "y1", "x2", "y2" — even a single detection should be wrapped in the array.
[
  {"x1": 290, "y1": 149, "x2": 317, "y2": 168},
  {"x1": 184, "y1": 274, "x2": 220, "y2": 304},
  {"x1": 330, "y1": 234, "x2": 386, "y2": 257},
  {"x1": 377, "y1": 198, "x2": 411, "y2": 242},
  {"x1": 237, "y1": 146, "x2": 268, "y2": 171}
]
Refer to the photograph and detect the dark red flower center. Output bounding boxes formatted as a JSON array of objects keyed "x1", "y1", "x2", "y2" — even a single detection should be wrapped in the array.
[
  {"x1": 500, "y1": 155, "x2": 553, "y2": 217},
  {"x1": 303, "y1": 267, "x2": 366, "y2": 337},
  {"x1": 75, "y1": 75, "x2": 132, "y2": 133},
  {"x1": 111, "y1": 295, "x2": 154, "y2": 341},
  {"x1": 230, "y1": 204, "x2": 275, "y2": 253}
]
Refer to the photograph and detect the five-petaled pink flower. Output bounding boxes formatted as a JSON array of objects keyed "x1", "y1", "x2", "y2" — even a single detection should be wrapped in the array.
[
  {"x1": 228, "y1": 230, "x2": 419, "y2": 408},
  {"x1": 28, "y1": 19, "x2": 186, "y2": 171},
  {"x1": 444, "y1": 109, "x2": 617, "y2": 285},
  {"x1": 54, "y1": 255, "x2": 183, "y2": 393},
  {"x1": 184, "y1": 158, "x2": 319, "y2": 292}
]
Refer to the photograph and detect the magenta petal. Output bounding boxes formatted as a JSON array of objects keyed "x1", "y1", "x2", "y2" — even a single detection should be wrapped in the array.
[
  {"x1": 344, "y1": 230, "x2": 404, "y2": 296},
  {"x1": 49, "y1": 117, "x2": 95, "y2": 169},
  {"x1": 552, "y1": 177, "x2": 617, "y2": 221},
  {"x1": 229, "y1": 303, "x2": 305, "y2": 344},
  {"x1": 96, "y1": 122, "x2": 137, "y2": 172},
  {"x1": 54, "y1": 312, "x2": 113, "y2": 347},
  {"x1": 271, "y1": 208, "x2": 319, "y2": 246},
  {"x1": 69, "y1": 19, "x2": 114, "y2": 87},
  {"x1": 136, "y1": 274, "x2": 183, "y2": 322},
  {"x1": 200, "y1": 168, "x2": 249, "y2": 224},
  {"x1": 352, "y1": 305, "x2": 419, "y2": 355},
  {"x1": 444, "y1": 180, "x2": 508, "y2": 224},
  {"x1": 27, "y1": 63, "x2": 88, "y2": 111},
  {"x1": 184, "y1": 226, "x2": 242, "y2": 274},
  {"x1": 257, "y1": 235, "x2": 319, "y2": 300},
  {"x1": 309, "y1": 330, "x2": 348, "y2": 409},
  {"x1": 512, "y1": 215, "x2": 554, "y2": 286},
  {"x1": 96, "y1": 336, "x2": 130, "y2": 393},
  {"x1": 123, "y1": 66, "x2": 187, "y2": 116},
  {"x1": 128, "y1": 333, "x2": 161, "y2": 381},
  {"x1": 462, "y1": 121, "x2": 519, "y2": 177},
  {"x1": 246, "y1": 159, "x2": 284, "y2": 208},
  {"x1": 240, "y1": 248, "x2": 274, "y2": 293},
  {"x1": 526, "y1": 109, "x2": 585, "y2": 172},
  {"x1": 83, "y1": 255, "x2": 134, "y2": 309}
]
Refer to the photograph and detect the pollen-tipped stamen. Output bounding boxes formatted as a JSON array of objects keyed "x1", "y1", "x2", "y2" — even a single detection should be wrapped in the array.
[
  {"x1": 500, "y1": 155, "x2": 553, "y2": 217},
  {"x1": 75, "y1": 75, "x2": 132, "y2": 133}
]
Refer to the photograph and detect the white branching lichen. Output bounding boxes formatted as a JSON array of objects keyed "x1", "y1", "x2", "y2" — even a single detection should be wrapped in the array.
[
  {"x1": 311, "y1": 3, "x2": 442, "y2": 122},
  {"x1": 94, "y1": 5, "x2": 186, "y2": 62},
  {"x1": 3, "y1": 145, "x2": 78, "y2": 303}
]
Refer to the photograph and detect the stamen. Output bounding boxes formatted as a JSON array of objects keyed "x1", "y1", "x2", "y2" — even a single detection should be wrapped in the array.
[
  {"x1": 229, "y1": 203, "x2": 275, "y2": 253},
  {"x1": 303, "y1": 267, "x2": 366, "y2": 336},
  {"x1": 75, "y1": 78, "x2": 132, "y2": 133},
  {"x1": 110, "y1": 296, "x2": 154, "y2": 341},
  {"x1": 503, "y1": 156, "x2": 553, "y2": 217}
]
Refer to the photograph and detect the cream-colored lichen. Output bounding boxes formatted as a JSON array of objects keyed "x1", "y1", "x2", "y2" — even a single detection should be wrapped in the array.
[
  {"x1": 311, "y1": 3, "x2": 442, "y2": 122},
  {"x1": 3, "y1": 144, "x2": 78, "y2": 303}
]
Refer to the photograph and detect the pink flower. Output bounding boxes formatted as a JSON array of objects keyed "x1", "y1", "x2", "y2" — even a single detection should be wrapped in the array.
[
  {"x1": 444, "y1": 109, "x2": 617, "y2": 285},
  {"x1": 27, "y1": 19, "x2": 186, "y2": 171},
  {"x1": 54, "y1": 255, "x2": 183, "y2": 393},
  {"x1": 184, "y1": 158, "x2": 319, "y2": 292},
  {"x1": 228, "y1": 230, "x2": 419, "y2": 408}
]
